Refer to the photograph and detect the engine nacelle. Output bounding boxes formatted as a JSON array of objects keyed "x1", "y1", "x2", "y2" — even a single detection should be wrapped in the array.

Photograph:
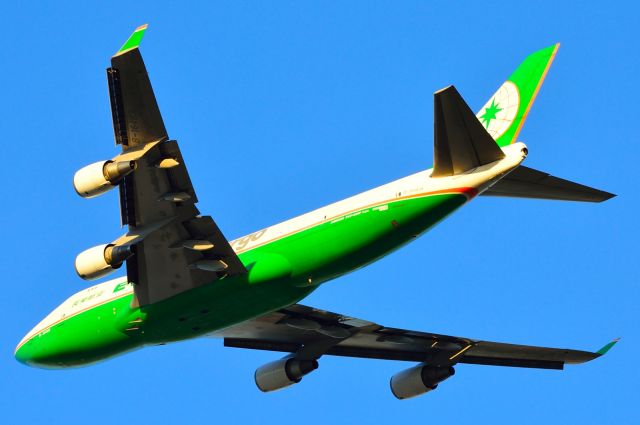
[
  {"x1": 75, "y1": 244, "x2": 133, "y2": 280},
  {"x1": 73, "y1": 160, "x2": 135, "y2": 198},
  {"x1": 254, "y1": 356, "x2": 319, "y2": 392},
  {"x1": 390, "y1": 365, "x2": 455, "y2": 400}
]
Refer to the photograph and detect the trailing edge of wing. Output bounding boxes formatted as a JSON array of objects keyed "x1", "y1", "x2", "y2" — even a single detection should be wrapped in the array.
[
  {"x1": 119, "y1": 139, "x2": 246, "y2": 306},
  {"x1": 482, "y1": 165, "x2": 615, "y2": 202}
]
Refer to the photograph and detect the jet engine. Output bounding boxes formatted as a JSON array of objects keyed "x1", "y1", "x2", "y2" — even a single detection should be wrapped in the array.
[
  {"x1": 254, "y1": 356, "x2": 319, "y2": 392},
  {"x1": 390, "y1": 364, "x2": 455, "y2": 400},
  {"x1": 75, "y1": 244, "x2": 133, "y2": 280},
  {"x1": 73, "y1": 160, "x2": 135, "y2": 198}
]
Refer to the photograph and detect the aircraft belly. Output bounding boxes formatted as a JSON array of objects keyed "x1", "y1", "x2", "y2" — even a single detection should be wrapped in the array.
[
  {"x1": 249, "y1": 193, "x2": 468, "y2": 284},
  {"x1": 18, "y1": 193, "x2": 468, "y2": 368},
  {"x1": 121, "y1": 193, "x2": 469, "y2": 348}
]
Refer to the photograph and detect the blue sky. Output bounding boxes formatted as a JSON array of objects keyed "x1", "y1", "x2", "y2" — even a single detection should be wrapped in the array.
[{"x1": 1, "y1": 1, "x2": 637, "y2": 423}]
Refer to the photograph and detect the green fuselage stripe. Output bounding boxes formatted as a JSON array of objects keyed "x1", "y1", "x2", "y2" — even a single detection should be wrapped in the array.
[{"x1": 17, "y1": 192, "x2": 468, "y2": 368}]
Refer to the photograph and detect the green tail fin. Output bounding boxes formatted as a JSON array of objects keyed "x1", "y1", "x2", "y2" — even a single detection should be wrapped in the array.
[{"x1": 476, "y1": 44, "x2": 559, "y2": 147}]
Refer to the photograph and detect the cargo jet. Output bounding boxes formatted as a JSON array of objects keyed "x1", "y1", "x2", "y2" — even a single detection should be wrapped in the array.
[{"x1": 15, "y1": 25, "x2": 618, "y2": 399}]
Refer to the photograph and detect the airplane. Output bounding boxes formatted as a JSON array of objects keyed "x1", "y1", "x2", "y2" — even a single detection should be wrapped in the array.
[{"x1": 15, "y1": 25, "x2": 618, "y2": 400}]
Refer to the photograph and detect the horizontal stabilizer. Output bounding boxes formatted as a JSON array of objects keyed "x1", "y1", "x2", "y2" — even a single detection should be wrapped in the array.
[
  {"x1": 482, "y1": 165, "x2": 615, "y2": 202},
  {"x1": 432, "y1": 86, "x2": 505, "y2": 177}
]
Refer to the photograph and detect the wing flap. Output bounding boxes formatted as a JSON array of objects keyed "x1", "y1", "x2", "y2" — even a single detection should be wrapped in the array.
[
  {"x1": 182, "y1": 216, "x2": 247, "y2": 276},
  {"x1": 115, "y1": 140, "x2": 245, "y2": 306},
  {"x1": 225, "y1": 338, "x2": 436, "y2": 363}
]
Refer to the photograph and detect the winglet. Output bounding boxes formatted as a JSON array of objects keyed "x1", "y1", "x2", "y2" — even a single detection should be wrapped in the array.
[
  {"x1": 596, "y1": 338, "x2": 620, "y2": 356},
  {"x1": 115, "y1": 24, "x2": 149, "y2": 56}
]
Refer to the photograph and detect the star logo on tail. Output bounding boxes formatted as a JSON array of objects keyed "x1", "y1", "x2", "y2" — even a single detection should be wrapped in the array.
[{"x1": 480, "y1": 98, "x2": 503, "y2": 129}]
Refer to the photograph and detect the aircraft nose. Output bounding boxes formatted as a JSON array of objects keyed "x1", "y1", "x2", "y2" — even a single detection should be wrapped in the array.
[
  {"x1": 14, "y1": 339, "x2": 32, "y2": 366},
  {"x1": 14, "y1": 335, "x2": 56, "y2": 369}
]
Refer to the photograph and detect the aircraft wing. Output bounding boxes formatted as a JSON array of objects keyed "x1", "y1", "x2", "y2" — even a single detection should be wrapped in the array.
[
  {"x1": 219, "y1": 304, "x2": 616, "y2": 369},
  {"x1": 106, "y1": 25, "x2": 246, "y2": 305}
]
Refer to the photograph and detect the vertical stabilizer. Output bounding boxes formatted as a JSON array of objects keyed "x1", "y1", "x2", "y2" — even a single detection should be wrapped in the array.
[{"x1": 476, "y1": 44, "x2": 559, "y2": 147}]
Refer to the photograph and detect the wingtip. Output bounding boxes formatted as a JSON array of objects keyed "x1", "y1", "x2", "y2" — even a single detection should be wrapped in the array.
[
  {"x1": 596, "y1": 338, "x2": 620, "y2": 356},
  {"x1": 594, "y1": 191, "x2": 616, "y2": 202},
  {"x1": 114, "y1": 24, "x2": 149, "y2": 56}
]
